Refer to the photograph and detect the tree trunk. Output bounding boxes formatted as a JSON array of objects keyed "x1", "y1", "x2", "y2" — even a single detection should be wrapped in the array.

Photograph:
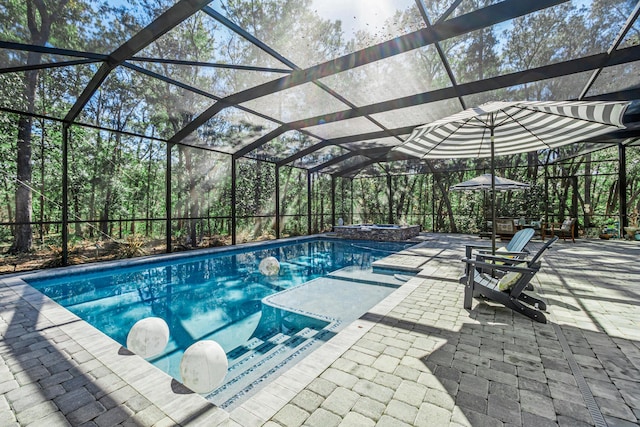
[
  {"x1": 424, "y1": 161, "x2": 457, "y2": 233},
  {"x1": 100, "y1": 133, "x2": 121, "y2": 237},
  {"x1": 73, "y1": 192, "x2": 82, "y2": 238},
  {"x1": 10, "y1": 66, "x2": 37, "y2": 253},
  {"x1": 181, "y1": 146, "x2": 198, "y2": 246},
  {"x1": 100, "y1": 187, "x2": 111, "y2": 237},
  {"x1": 10, "y1": 0, "x2": 68, "y2": 253}
]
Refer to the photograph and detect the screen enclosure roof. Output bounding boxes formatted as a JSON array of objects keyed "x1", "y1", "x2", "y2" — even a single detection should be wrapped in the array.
[{"x1": 1, "y1": 0, "x2": 639, "y2": 178}]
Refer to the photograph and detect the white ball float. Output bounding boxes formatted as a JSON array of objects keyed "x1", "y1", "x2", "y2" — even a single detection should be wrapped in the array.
[
  {"x1": 180, "y1": 340, "x2": 228, "y2": 394},
  {"x1": 126, "y1": 317, "x2": 170, "y2": 359},
  {"x1": 258, "y1": 256, "x2": 280, "y2": 276}
]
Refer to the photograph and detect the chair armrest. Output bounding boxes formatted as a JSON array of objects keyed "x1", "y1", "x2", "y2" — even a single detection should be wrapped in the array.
[
  {"x1": 476, "y1": 254, "x2": 527, "y2": 264},
  {"x1": 465, "y1": 244, "x2": 492, "y2": 249},
  {"x1": 465, "y1": 243, "x2": 492, "y2": 258},
  {"x1": 463, "y1": 258, "x2": 539, "y2": 274},
  {"x1": 477, "y1": 249, "x2": 529, "y2": 257}
]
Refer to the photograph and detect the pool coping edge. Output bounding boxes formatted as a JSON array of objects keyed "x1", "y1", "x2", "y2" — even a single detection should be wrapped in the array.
[{"x1": 0, "y1": 275, "x2": 230, "y2": 426}]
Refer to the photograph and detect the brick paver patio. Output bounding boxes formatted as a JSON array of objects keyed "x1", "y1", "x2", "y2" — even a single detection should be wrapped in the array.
[{"x1": 2, "y1": 234, "x2": 639, "y2": 426}]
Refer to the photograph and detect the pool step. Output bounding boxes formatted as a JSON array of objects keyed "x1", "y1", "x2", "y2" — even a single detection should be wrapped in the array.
[
  {"x1": 225, "y1": 331, "x2": 292, "y2": 372},
  {"x1": 206, "y1": 326, "x2": 325, "y2": 410},
  {"x1": 326, "y1": 266, "x2": 409, "y2": 288}
]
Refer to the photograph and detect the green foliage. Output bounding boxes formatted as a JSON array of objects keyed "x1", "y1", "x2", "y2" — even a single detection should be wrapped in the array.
[{"x1": 117, "y1": 235, "x2": 148, "y2": 259}]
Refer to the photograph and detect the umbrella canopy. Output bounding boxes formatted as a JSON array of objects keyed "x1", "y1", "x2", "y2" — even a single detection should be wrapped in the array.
[
  {"x1": 394, "y1": 100, "x2": 629, "y2": 251},
  {"x1": 450, "y1": 174, "x2": 530, "y2": 192},
  {"x1": 395, "y1": 101, "x2": 628, "y2": 160}
]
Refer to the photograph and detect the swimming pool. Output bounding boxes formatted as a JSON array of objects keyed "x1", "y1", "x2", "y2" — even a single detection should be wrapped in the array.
[{"x1": 26, "y1": 237, "x2": 414, "y2": 407}]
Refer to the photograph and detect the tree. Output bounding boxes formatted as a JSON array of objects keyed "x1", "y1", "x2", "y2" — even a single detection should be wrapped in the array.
[{"x1": 9, "y1": 0, "x2": 70, "y2": 253}]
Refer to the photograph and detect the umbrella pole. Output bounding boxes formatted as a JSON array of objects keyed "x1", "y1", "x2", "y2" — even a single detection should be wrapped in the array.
[{"x1": 491, "y1": 127, "x2": 496, "y2": 255}]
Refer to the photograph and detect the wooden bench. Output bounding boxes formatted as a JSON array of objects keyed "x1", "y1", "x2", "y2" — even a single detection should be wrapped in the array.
[{"x1": 495, "y1": 218, "x2": 517, "y2": 239}]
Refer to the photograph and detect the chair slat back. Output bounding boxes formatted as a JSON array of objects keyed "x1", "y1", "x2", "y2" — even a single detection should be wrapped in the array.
[{"x1": 505, "y1": 228, "x2": 535, "y2": 252}]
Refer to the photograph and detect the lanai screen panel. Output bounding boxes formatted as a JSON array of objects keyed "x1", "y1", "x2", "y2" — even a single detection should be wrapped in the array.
[
  {"x1": 349, "y1": 163, "x2": 388, "y2": 179},
  {"x1": 619, "y1": 15, "x2": 640, "y2": 49},
  {"x1": 463, "y1": 71, "x2": 595, "y2": 107},
  {"x1": 339, "y1": 136, "x2": 405, "y2": 151},
  {"x1": 370, "y1": 100, "x2": 461, "y2": 130},
  {"x1": 68, "y1": 127, "x2": 168, "y2": 242},
  {"x1": 211, "y1": 0, "x2": 427, "y2": 69},
  {"x1": 130, "y1": 10, "x2": 292, "y2": 97},
  {"x1": 290, "y1": 145, "x2": 351, "y2": 169},
  {"x1": 0, "y1": 50, "x2": 100, "y2": 69},
  {"x1": 247, "y1": 131, "x2": 323, "y2": 163},
  {"x1": 0, "y1": 63, "x2": 97, "y2": 119},
  {"x1": 0, "y1": 1, "x2": 179, "y2": 54},
  {"x1": 171, "y1": 145, "x2": 231, "y2": 218},
  {"x1": 443, "y1": 0, "x2": 629, "y2": 85},
  {"x1": 239, "y1": 82, "x2": 351, "y2": 124},
  {"x1": 586, "y1": 61, "x2": 640, "y2": 97},
  {"x1": 318, "y1": 44, "x2": 451, "y2": 107},
  {"x1": 0, "y1": 118, "x2": 62, "y2": 229},
  {"x1": 135, "y1": 10, "x2": 290, "y2": 70},
  {"x1": 76, "y1": 66, "x2": 216, "y2": 139},
  {"x1": 303, "y1": 116, "x2": 384, "y2": 140},
  {"x1": 317, "y1": 155, "x2": 371, "y2": 175},
  {"x1": 383, "y1": 159, "x2": 428, "y2": 176},
  {"x1": 194, "y1": 107, "x2": 280, "y2": 153}
]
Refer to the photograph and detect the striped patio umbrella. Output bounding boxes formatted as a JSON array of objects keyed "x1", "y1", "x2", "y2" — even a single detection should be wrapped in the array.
[
  {"x1": 394, "y1": 100, "x2": 629, "y2": 251},
  {"x1": 450, "y1": 174, "x2": 530, "y2": 239},
  {"x1": 449, "y1": 174, "x2": 530, "y2": 192}
]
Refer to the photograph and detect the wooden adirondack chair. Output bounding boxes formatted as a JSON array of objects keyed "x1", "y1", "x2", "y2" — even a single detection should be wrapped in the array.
[{"x1": 462, "y1": 237, "x2": 559, "y2": 323}]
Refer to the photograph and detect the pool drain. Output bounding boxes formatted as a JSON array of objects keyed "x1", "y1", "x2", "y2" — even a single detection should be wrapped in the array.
[{"x1": 552, "y1": 323, "x2": 607, "y2": 427}]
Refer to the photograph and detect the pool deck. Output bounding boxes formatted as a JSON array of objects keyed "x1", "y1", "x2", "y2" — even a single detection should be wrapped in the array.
[{"x1": 2, "y1": 233, "x2": 640, "y2": 426}]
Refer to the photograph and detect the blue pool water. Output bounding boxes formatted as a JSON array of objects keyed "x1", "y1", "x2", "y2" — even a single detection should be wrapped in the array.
[{"x1": 27, "y1": 237, "x2": 413, "y2": 387}]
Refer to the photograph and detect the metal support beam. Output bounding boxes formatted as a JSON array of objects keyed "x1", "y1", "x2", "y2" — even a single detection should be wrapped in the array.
[
  {"x1": 307, "y1": 171, "x2": 312, "y2": 235},
  {"x1": 416, "y1": 0, "x2": 466, "y2": 110},
  {"x1": 130, "y1": 56, "x2": 292, "y2": 74},
  {"x1": 235, "y1": 126, "x2": 289, "y2": 158},
  {"x1": 619, "y1": 143, "x2": 627, "y2": 237},
  {"x1": 62, "y1": 123, "x2": 69, "y2": 266},
  {"x1": 387, "y1": 174, "x2": 394, "y2": 224},
  {"x1": 171, "y1": 0, "x2": 567, "y2": 144},
  {"x1": 0, "y1": 40, "x2": 108, "y2": 60},
  {"x1": 579, "y1": 1, "x2": 640, "y2": 100},
  {"x1": 308, "y1": 147, "x2": 389, "y2": 174},
  {"x1": 276, "y1": 141, "x2": 331, "y2": 167},
  {"x1": 203, "y1": 6, "x2": 297, "y2": 70},
  {"x1": 166, "y1": 143, "x2": 172, "y2": 252},
  {"x1": 231, "y1": 156, "x2": 237, "y2": 245},
  {"x1": 65, "y1": 0, "x2": 213, "y2": 123},
  {"x1": 544, "y1": 160, "x2": 551, "y2": 225},
  {"x1": 335, "y1": 157, "x2": 386, "y2": 178},
  {"x1": 0, "y1": 59, "x2": 100, "y2": 75},
  {"x1": 281, "y1": 45, "x2": 640, "y2": 134},
  {"x1": 275, "y1": 165, "x2": 280, "y2": 239}
]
